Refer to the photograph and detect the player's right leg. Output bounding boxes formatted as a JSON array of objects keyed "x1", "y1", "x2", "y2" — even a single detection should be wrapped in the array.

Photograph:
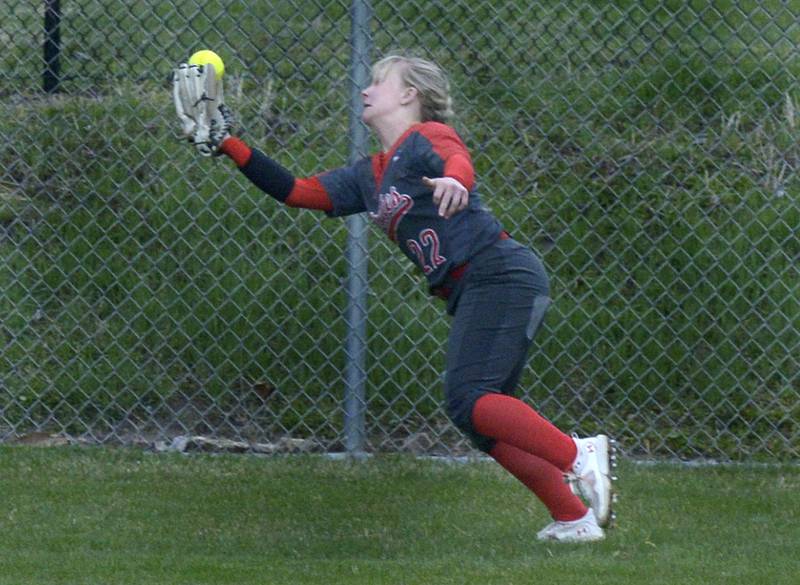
[
  {"x1": 536, "y1": 509, "x2": 604, "y2": 543},
  {"x1": 490, "y1": 441, "x2": 604, "y2": 542},
  {"x1": 470, "y1": 394, "x2": 617, "y2": 527}
]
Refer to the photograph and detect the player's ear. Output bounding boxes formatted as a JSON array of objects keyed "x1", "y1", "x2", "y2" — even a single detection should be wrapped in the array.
[{"x1": 400, "y1": 85, "x2": 419, "y2": 105}]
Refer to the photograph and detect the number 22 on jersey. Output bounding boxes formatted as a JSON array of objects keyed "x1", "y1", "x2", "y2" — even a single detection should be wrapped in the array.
[{"x1": 407, "y1": 228, "x2": 446, "y2": 275}]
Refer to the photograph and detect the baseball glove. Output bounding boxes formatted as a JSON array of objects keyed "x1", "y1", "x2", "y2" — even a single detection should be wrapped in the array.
[{"x1": 172, "y1": 62, "x2": 231, "y2": 156}]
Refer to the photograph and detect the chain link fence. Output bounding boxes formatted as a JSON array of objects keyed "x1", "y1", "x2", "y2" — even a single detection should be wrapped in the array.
[{"x1": 1, "y1": 1, "x2": 798, "y2": 461}]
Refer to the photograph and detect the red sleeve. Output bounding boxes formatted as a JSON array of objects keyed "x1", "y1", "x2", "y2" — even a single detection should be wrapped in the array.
[
  {"x1": 285, "y1": 177, "x2": 334, "y2": 211},
  {"x1": 219, "y1": 136, "x2": 253, "y2": 167},
  {"x1": 418, "y1": 123, "x2": 475, "y2": 190},
  {"x1": 444, "y1": 153, "x2": 474, "y2": 191}
]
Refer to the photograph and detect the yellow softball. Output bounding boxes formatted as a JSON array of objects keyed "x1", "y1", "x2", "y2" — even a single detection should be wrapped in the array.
[{"x1": 188, "y1": 49, "x2": 225, "y2": 79}]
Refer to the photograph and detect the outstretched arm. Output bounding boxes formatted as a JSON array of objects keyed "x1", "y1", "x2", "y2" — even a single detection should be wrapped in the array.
[
  {"x1": 218, "y1": 136, "x2": 334, "y2": 212},
  {"x1": 172, "y1": 64, "x2": 333, "y2": 212}
]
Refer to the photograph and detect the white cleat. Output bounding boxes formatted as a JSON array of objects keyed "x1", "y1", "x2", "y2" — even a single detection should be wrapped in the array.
[
  {"x1": 536, "y1": 509, "x2": 605, "y2": 543},
  {"x1": 567, "y1": 434, "x2": 616, "y2": 528}
]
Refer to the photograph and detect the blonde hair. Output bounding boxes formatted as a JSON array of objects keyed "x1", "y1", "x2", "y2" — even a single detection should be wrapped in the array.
[{"x1": 371, "y1": 54, "x2": 454, "y2": 123}]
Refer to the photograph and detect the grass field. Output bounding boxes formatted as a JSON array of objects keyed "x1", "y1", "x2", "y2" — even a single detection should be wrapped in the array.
[{"x1": 0, "y1": 445, "x2": 798, "y2": 585}]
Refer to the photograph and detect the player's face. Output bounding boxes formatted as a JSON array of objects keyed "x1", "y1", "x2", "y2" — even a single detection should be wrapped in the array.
[{"x1": 361, "y1": 64, "x2": 412, "y2": 126}]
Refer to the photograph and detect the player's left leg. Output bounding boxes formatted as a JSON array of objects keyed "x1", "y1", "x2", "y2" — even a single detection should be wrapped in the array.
[
  {"x1": 470, "y1": 392, "x2": 576, "y2": 469},
  {"x1": 444, "y1": 238, "x2": 574, "y2": 469}
]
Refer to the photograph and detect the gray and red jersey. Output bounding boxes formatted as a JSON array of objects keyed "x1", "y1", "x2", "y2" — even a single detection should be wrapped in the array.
[
  {"x1": 317, "y1": 122, "x2": 504, "y2": 290},
  {"x1": 220, "y1": 122, "x2": 504, "y2": 293}
]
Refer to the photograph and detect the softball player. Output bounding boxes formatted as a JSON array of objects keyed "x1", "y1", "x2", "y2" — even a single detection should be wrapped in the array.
[{"x1": 174, "y1": 53, "x2": 616, "y2": 542}]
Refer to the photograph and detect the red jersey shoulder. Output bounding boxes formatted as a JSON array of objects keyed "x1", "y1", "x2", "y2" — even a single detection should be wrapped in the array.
[{"x1": 415, "y1": 122, "x2": 470, "y2": 159}]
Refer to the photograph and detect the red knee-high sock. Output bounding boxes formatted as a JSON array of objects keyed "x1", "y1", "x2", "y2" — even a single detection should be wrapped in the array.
[
  {"x1": 490, "y1": 441, "x2": 587, "y2": 521},
  {"x1": 472, "y1": 393, "x2": 577, "y2": 471}
]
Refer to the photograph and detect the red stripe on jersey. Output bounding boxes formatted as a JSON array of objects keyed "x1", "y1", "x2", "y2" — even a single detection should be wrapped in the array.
[
  {"x1": 372, "y1": 122, "x2": 420, "y2": 187},
  {"x1": 371, "y1": 152, "x2": 387, "y2": 190},
  {"x1": 285, "y1": 176, "x2": 334, "y2": 211}
]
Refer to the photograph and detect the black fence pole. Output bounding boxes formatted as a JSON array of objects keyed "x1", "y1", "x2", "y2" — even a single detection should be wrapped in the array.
[{"x1": 43, "y1": 0, "x2": 62, "y2": 93}]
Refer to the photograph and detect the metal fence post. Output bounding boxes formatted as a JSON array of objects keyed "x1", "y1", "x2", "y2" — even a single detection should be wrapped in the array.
[{"x1": 343, "y1": 0, "x2": 372, "y2": 457}]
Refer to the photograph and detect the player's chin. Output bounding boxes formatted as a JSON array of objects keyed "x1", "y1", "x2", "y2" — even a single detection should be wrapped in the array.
[{"x1": 361, "y1": 107, "x2": 375, "y2": 125}]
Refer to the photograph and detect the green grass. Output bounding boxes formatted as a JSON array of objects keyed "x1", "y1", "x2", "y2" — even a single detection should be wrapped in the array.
[
  {"x1": 0, "y1": 446, "x2": 798, "y2": 585},
  {"x1": 1, "y1": 0, "x2": 798, "y2": 458}
]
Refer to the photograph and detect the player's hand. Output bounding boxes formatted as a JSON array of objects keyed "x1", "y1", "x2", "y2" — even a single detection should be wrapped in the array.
[
  {"x1": 172, "y1": 62, "x2": 230, "y2": 156},
  {"x1": 422, "y1": 176, "x2": 469, "y2": 218}
]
